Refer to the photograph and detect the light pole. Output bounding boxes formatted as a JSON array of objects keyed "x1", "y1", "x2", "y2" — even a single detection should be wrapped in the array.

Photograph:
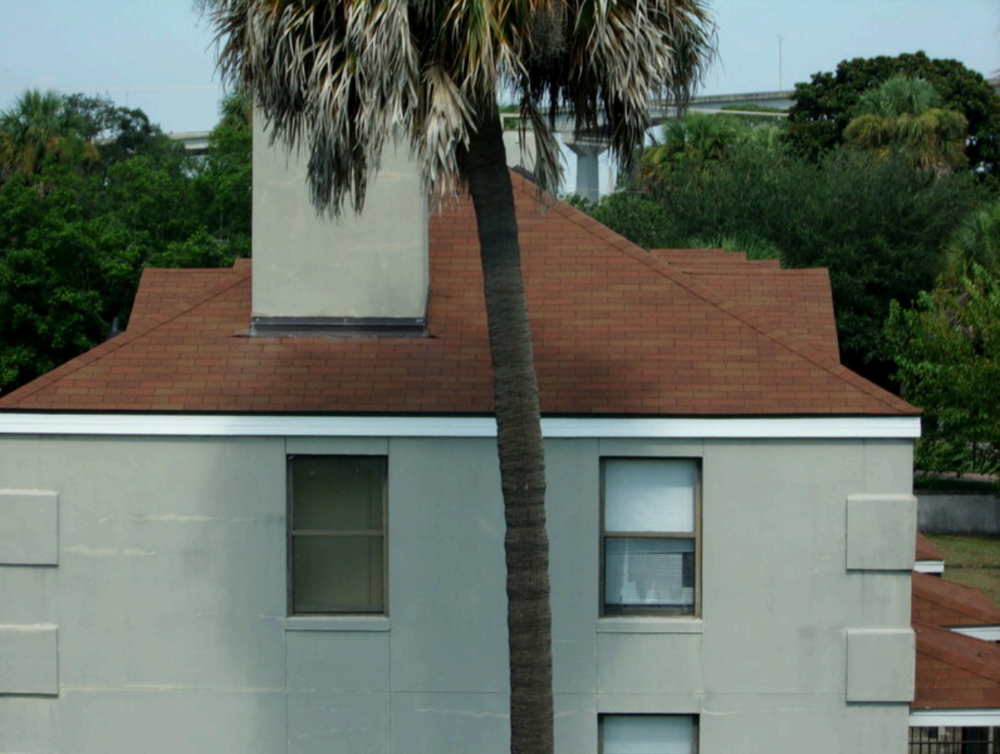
[{"x1": 777, "y1": 35, "x2": 784, "y2": 91}]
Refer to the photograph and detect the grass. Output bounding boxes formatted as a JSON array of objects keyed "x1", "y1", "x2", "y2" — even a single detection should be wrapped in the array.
[{"x1": 925, "y1": 534, "x2": 1000, "y2": 606}]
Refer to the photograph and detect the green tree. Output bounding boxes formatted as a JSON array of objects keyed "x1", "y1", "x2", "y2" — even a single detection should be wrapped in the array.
[
  {"x1": 61, "y1": 93, "x2": 173, "y2": 168},
  {"x1": 0, "y1": 168, "x2": 106, "y2": 389},
  {"x1": 640, "y1": 112, "x2": 786, "y2": 190},
  {"x1": 589, "y1": 145, "x2": 982, "y2": 386},
  {"x1": 843, "y1": 76, "x2": 968, "y2": 172},
  {"x1": 943, "y1": 202, "x2": 1000, "y2": 283},
  {"x1": 0, "y1": 89, "x2": 98, "y2": 182},
  {"x1": 188, "y1": 94, "x2": 252, "y2": 260},
  {"x1": 0, "y1": 91, "x2": 253, "y2": 394},
  {"x1": 208, "y1": 1, "x2": 715, "y2": 751},
  {"x1": 786, "y1": 52, "x2": 1000, "y2": 172},
  {"x1": 887, "y1": 265, "x2": 1000, "y2": 475}
]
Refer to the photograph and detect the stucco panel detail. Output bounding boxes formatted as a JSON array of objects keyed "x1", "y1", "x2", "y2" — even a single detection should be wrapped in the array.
[
  {"x1": 288, "y1": 691, "x2": 389, "y2": 754},
  {"x1": 846, "y1": 494, "x2": 917, "y2": 571},
  {"x1": 0, "y1": 490, "x2": 58, "y2": 565},
  {"x1": 57, "y1": 689, "x2": 286, "y2": 754},
  {"x1": 287, "y1": 631, "x2": 389, "y2": 692},
  {"x1": 597, "y1": 633, "x2": 702, "y2": 698},
  {"x1": 390, "y1": 692, "x2": 509, "y2": 754},
  {"x1": 0, "y1": 696, "x2": 60, "y2": 753},
  {"x1": 0, "y1": 624, "x2": 58, "y2": 695},
  {"x1": 846, "y1": 628, "x2": 915, "y2": 702}
]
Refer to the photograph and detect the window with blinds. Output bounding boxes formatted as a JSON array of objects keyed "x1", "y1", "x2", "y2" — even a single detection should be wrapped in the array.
[
  {"x1": 288, "y1": 455, "x2": 387, "y2": 614},
  {"x1": 600, "y1": 714, "x2": 697, "y2": 754},
  {"x1": 601, "y1": 459, "x2": 699, "y2": 616}
]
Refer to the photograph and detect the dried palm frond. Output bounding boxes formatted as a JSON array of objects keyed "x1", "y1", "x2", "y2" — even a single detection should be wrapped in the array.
[{"x1": 212, "y1": 0, "x2": 715, "y2": 213}]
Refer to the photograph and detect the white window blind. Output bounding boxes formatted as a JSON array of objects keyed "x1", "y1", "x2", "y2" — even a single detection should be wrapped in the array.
[
  {"x1": 604, "y1": 538, "x2": 694, "y2": 608},
  {"x1": 605, "y1": 460, "x2": 695, "y2": 533},
  {"x1": 602, "y1": 715, "x2": 695, "y2": 754}
]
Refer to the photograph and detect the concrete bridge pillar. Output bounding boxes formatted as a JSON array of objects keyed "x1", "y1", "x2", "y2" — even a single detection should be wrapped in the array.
[{"x1": 566, "y1": 142, "x2": 607, "y2": 204}]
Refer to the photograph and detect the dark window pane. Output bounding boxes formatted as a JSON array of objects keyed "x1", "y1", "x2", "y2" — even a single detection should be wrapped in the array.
[
  {"x1": 292, "y1": 456, "x2": 384, "y2": 531},
  {"x1": 292, "y1": 535, "x2": 384, "y2": 613}
]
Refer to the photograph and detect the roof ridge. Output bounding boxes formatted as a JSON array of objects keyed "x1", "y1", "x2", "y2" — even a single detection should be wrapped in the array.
[
  {"x1": 512, "y1": 177, "x2": 914, "y2": 416},
  {"x1": 0, "y1": 264, "x2": 251, "y2": 408}
]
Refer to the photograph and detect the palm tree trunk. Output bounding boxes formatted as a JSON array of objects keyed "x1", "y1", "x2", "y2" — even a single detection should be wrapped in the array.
[{"x1": 464, "y1": 111, "x2": 554, "y2": 754}]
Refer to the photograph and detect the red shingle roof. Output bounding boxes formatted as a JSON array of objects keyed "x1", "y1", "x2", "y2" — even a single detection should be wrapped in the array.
[
  {"x1": 915, "y1": 621, "x2": 1000, "y2": 710},
  {"x1": 0, "y1": 173, "x2": 915, "y2": 415},
  {"x1": 916, "y1": 533, "x2": 946, "y2": 563},
  {"x1": 655, "y1": 249, "x2": 840, "y2": 366},
  {"x1": 913, "y1": 572, "x2": 1000, "y2": 628}
]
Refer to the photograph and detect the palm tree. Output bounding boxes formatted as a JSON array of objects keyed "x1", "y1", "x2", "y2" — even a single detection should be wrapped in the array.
[
  {"x1": 943, "y1": 203, "x2": 1000, "y2": 283},
  {"x1": 843, "y1": 75, "x2": 968, "y2": 172},
  {"x1": 209, "y1": 2, "x2": 715, "y2": 751},
  {"x1": 0, "y1": 89, "x2": 96, "y2": 179},
  {"x1": 640, "y1": 112, "x2": 741, "y2": 187}
]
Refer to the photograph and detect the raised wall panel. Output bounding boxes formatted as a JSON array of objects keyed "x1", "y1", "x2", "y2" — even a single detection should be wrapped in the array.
[
  {"x1": 846, "y1": 628, "x2": 914, "y2": 702},
  {"x1": 0, "y1": 490, "x2": 58, "y2": 565},
  {"x1": 846, "y1": 494, "x2": 916, "y2": 571},
  {"x1": 0, "y1": 624, "x2": 58, "y2": 696}
]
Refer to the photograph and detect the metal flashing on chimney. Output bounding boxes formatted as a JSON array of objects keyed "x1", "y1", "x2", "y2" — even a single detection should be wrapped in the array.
[{"x1": 249, "y1": 316, "x2": 427, "y2": 337}]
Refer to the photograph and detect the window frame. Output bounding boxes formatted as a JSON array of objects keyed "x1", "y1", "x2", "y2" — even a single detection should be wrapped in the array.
[
  {"x1": 598, "y1": 713, "x2": 699, "y2": 754},
  {"x1": 599, "y1": 457, "x2": 702, "y2": 617},
  {"x1": 287, "y1": 454, "x2": 388, "y2": 616}
]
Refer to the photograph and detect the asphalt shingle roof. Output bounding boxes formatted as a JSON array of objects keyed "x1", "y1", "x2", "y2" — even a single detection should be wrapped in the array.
[
  {"x1": 915, "y1": 621, "x2": 1000, "y2": 710},
  {"x1": 913, "y1": 571, "x2": 1000, "y2": 628},
  {"x1": 0, "y1": 173, "x2": 914, "y2": 415},
  {"x1": 916, "y1": 533, "x2": 946, "y2": 563}
]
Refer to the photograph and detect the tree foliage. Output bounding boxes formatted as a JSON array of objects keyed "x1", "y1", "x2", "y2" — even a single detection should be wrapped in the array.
[
  {"x1": 842, "y1": 76, "x2": 968, "y2": 173},
  {"x1": 0, "y1": 89, "x2": 99, "y2": 183},
  {"x1": 786, "y1": 52, "x2": 1000, "y2": 173},
  {"x1": 887, "y1": 264, "x2": 1000, "y2": 475},
  {"x1": 0, "y1": 92, "x2": 252, "y2": 394},
  {"x1": 943, "y1": 202, "x2": 1000, "y2": 283},
  {"x1": 590, "y1": 138, "x2": 983, "y2": 387},
  {"x1": 639, "y1": 112, "x2": 784, "y2": 188}
]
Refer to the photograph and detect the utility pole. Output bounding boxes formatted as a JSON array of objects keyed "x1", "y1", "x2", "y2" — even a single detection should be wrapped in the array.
[{"x1": 778, "y1": 35, "x2": 784, "y2": 91}]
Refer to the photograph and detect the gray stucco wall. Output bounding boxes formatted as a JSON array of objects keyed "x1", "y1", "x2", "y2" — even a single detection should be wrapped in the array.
[{"x1": 0, "y1": 434, "x2": 914, "y2": 753}]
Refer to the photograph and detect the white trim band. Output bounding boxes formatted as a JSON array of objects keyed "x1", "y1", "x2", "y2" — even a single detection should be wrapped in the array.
[
  {"x1": 910, "y1": 709, "x2": 1000, "y2": 727},
  {"x1": 914, "y1": 560, "x2": 945, "y2": 575},
  {"x1": 0, "y1": 414, "x2": 921, "y2": 439},
  {"x1": 951, "y1": 626, "x2": 1000, "y2": 641}
]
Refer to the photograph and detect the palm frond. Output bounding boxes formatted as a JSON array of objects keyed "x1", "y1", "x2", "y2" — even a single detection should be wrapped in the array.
[{"x1": 212, "y1": 0, "x2": 716, "y2": 213}]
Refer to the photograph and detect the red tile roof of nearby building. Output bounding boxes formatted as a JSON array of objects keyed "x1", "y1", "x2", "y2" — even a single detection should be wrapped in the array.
[
  {"x1": 0, "y1": 173, "x2": 915, "y2": 415},
  {"x1": 916, "y1": 533, "x2": 946, "y2": 563},
  {"x1": 914, "y1": 621, "x2": 1000, "y2": 710},
  {"x1": 913, "y1": 572, "x2": 1000, "y2": 628},
  {"x1": 912, "y1": 568, "x2": 1000, "y2": 712}
]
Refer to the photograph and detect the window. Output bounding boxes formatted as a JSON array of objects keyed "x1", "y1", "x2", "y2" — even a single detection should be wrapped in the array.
[
  {"x1": 288, "y1": 455, "x2": 387, "y2": 614},
  {"x1": 601, "y1": 459, "x2": 699, "y2": 616},
  {"x1": 600, "y1": 715, "x2": 698, "y2": 754}
]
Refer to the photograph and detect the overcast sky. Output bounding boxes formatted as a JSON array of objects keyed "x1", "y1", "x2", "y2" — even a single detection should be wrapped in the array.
[{"x1": 1, "y1": 1, "x2": 998, "y2": 134}]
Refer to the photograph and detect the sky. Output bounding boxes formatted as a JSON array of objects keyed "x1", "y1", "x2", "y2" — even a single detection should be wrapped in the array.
[{"x1": 1, "y1": 0, "x2": 998, "y2": 135}]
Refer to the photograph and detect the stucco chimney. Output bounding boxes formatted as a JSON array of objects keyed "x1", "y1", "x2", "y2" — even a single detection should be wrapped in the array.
[{"x1": 251, "y1": 119, "x2": 428, "y2": 335}]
